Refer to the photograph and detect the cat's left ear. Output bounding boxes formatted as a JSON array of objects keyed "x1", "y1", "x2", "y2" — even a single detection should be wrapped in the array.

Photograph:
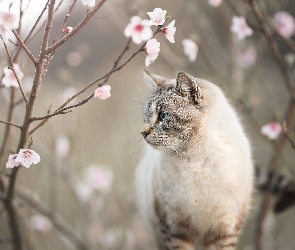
[
  {"x1": 143, "y1": 70, "x2": 168, "y2": 90},
  {"x1": 175, "y1": 72, "x2": 202, "y2": 101}
]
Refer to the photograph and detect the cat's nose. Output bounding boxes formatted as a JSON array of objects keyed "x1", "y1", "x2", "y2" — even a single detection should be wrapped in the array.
[{"x1": 141, "y1": 129, "x2": 150, "y2": 138}]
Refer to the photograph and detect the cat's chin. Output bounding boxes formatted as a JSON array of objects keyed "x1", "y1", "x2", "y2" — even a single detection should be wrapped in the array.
[{"x1": 145, "y1": 142, "x2": 175, "y2": 151}]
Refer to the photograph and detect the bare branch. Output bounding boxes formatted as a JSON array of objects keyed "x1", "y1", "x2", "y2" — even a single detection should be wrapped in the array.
[
  {"x1": 1, "y1": 37, "x2": 28, "y2": 103},
  {"x1": 12, "y1": 30, "x2": 38, "y2": 65},
  {"x1": 16, "y1": 187, "x2": 89, "y2": 250},
  {"x1": 249, "y1": 0, "x2": 295, "y2": 98},
  {"x1": 0, "y1": 120, "x2": 22, "y2": 129},
  {"x1": 54, "y1": 0, "x2": 78, "y2": 44},
  {"x1": 283, "y1": 121, "x2": 295, "y2": 149},
  {"x1": 46, "y1": 0, "x2": 107, "y2": 54}
]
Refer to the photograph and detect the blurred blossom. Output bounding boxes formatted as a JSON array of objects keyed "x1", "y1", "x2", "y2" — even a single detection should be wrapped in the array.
[
  {"x1": 230, "y1": 16, "x2": 253, "y2": 40},
  {"x1": 82, "y1": 0, "x2": 95, "y2": 7},
  {"x1": 0, "y1": 10, "x2": 16, "y2": 41},
  {"x1": 15, "y1": 149, "x2": 40, "y2": 168},
  {"x1": 76, "y1": 181, "x2": 94, "y2": 202},
  {"x1": 124, "y1": 16, "x2": 153, "y2": 44},
  {"x1": 67, "y1": 51, "x2": 83, "y2": 67},
  {"x1": 162, "y1": 20, "x2": 176, "y2": 43},
  {"x1": 0, "y1": 11, "x2": 16, "y2": 30},
  {"x1": 55, "y1": 135, "x2": 71, "y2": 158},
  {"x1": 261, "y1": 122, "x2": 282, "y2": 140},
  {"x1": 6, "y1": 154, "x2": 20, "y2": 168},
  {"x1": 94, "y1": 85, "x2": 111, "y2": 100},
  {"x1": 22, "y1": 76, "x2": 34, "y2": 92},
  {"x1": 147, "y1": 8, "x2": 167, "y2": 26},
  {"x1": 84, "y1": 165, "x2": 113, "y2": 193},
  {"x1": 2, "y1": 63, "x2": 24, "y2": 88},
  {"x1": 284, "y1": 53, "x2": 295, "y2": 65},
  {"x1": 239, "y1": 47, "x2": 257, "y2": 68},
  {"x1": 60, "y1": 86, "x2": 77, "y2": 105},
  {"x1": 273, "y1": 11, "x2": 295, "y2": 38},
  {"x1": 208, "y1": 0, "x2": 222, "y2": 7},
  {"x1": 182, "y1": 39, "x2": 198, "y2": 62},
  {"x1": 28, "y1": 214, "x2": 53, "y2": 233},
  {"x1": 87, "y1": 223, "x2": 103, "y2": 244},
  {"x1": 99, "y1": 230, "x2": 119, "y2": 249},
  {"x1": 145, "y1": 38, "x2": 160, "y2": 67},
  {"x1": 63, "y1": 26, "x2": 73, "y2": 33}
]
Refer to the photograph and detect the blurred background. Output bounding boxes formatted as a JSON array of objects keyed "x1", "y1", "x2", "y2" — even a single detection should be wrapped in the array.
[{"x1": 0, "y1": 0, "x2": 295, "y2": 249}]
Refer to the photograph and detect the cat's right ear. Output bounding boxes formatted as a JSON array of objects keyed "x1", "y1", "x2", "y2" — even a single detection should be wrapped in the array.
[{"x1": 143, "y1": 70, "x2": 167, "y2": 90}]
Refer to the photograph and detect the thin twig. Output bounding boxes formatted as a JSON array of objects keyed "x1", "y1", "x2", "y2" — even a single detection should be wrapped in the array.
[
  {"x1": 249, "y1": 0, "x2": 295, "y2": 98},
  {"x1": 12, "y1": 30, "x2": 38, "y2": 65},
  {"x1": 16, "y1": 187, "x2": 89, "y2": 250},
  {"x1": 46, "y1": 0, "x2": 107, "y2": 54},
  {"x1": 54, "y1": 0, "x2": 78, "y2": 43},
  {"x1": 1, "y1": 37, "x2": 28, "y2": 103},
  {"x1": 283, "y1": 121, "x2": 295, "y2": 149},
  {"x1": 0, "y1": 121, "x2": 22, "y2": 129},
  {"x1": 0, "y1": 88, "x2": 15, "y2": 158},
  {"x1": 249, "y1": 2, "x2": 295, "y2": 249}
]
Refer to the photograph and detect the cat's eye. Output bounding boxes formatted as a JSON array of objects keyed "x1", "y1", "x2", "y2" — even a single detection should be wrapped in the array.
[{"x1": 158, "y1": 111, "x2": 168, "y2": 121}]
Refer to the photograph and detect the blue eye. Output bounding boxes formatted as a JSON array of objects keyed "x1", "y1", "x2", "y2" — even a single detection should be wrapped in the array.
[{"x1": 159, "y1": 111, "x2": 168, "y2": 121}]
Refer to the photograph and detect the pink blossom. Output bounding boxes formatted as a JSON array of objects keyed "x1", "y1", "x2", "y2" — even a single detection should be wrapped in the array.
[
  {"x1": 63, "y1": 26, "x2": 73, "y2": 33},
  {"x1": 182, "y1": 39, "x2": 198, "y2": 62},
  {"x1": 273, "y1": 11, "x2": 295, "y2": 38},
  {"x1": 124, "y1": 16, "x2": 153, "y2": 44},
  {"x1": 6, "y1": 154, "x2": 20, "y2": 169},
  {"x1": 55, "y1": 135, "x2": 70, "y2": 158},
  {"x1": 82, "y1": 0, "x2": 95, "y2": 7},
  {"x1": 2, "y1": 63, "x2": 24, "y2": 88},
  {"x1": 94, "y1": 85, "x2": 111, "y2": 100},
  {"x1": 67, "y1": 51, "x2": 83, "y2": 67},
  {"x1": 231, "y1": 16, "x2": 253, "y2": 40},
  {"x1": 147, "y1": 8, "x2": 167, "y2": 26},
  {"x1": 15, "y1": 149, "x2": 41, "y2": 168},
  {"x1": 261, "y1": 122, "x2": 282, "y2": 140},
  {"x1": 145, "y1": 38, "x2": 160, "y2": 67},
  {"x1": 28, "y1": 214, "x2": 53, "y2": 233},
  {"x1": 162, "y1": 20, "x2": 176, "y2": 43},
  {"x1": 208, "y1": 0, "x2": 222, "y2": 7},
  {"x1": 75, "y1": 182, "x2": 94, "y2": 202},
  {"x1": 239, "y1": 47, "x2": 257, "y2": 68},
  {"x1": 84, "y1": 165, "x2": 113, "y2": 193},
  {"x1": 99, "y1": 230, "x2": 119, "y2": 249},
  {"x1": 0, "y1": 11, "x2": 17, "y2": 30}
]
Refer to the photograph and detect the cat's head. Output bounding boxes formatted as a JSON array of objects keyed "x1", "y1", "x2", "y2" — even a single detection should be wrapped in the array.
[{"x1": 141, "y1": 71, "x2": 213, "y2": 152}]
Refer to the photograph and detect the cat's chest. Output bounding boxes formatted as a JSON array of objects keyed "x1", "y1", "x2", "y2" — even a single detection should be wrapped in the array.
[{"x1": 156, "y1": 155, "x2": 236, "y2": 207}]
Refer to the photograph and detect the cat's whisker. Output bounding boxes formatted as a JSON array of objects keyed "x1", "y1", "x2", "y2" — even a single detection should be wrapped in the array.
[
  {"x1": 128, "y1": 106, "x2": 144, "y2": 111},
  {"x1": 170, "y1": 145, "x2": 183, "y2": 158},
  {"x1": 136, "y1": 89, "x2": 148, "y2": 98},
  {"x1": 127, "y1": 92, "x2": 146, "y2": 102}
]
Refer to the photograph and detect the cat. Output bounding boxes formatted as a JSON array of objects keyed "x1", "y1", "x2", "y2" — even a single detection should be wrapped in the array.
[{"x1": 135, "y1": 71, "x2": 254, "y2": 250}]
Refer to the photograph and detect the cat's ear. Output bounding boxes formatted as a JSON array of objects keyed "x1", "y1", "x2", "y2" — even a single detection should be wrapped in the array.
[
  {"x1": 175, "y1": 71, "x2": 202, "y2": 101},
  {"x1": 143, "y1": 70, "x2": 168, "y2": 90}
]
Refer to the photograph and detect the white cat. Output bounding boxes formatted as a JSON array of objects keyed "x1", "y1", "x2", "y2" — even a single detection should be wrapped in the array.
[{"x1": 135, "y1": 71, "x2": 253, "y2": 250}]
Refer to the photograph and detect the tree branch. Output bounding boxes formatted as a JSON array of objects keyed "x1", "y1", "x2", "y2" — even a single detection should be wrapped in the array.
[
  {"x1": 46, "y1": 0, "x2": 107, "y2": 54},
  {"x1": 16, "y1": 187, "x2": 89, "y2": 250},
  {"x1": 12, "y1": 30, "x2": 38, "y2": 65},
  {"x1": 1, "y1": 37, "x2": 28, "y2": 103}
]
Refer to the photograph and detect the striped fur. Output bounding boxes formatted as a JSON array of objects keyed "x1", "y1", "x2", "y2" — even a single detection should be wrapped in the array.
[{"x1": 255, "y1": 167, "x2": 295, "y2": 213}]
